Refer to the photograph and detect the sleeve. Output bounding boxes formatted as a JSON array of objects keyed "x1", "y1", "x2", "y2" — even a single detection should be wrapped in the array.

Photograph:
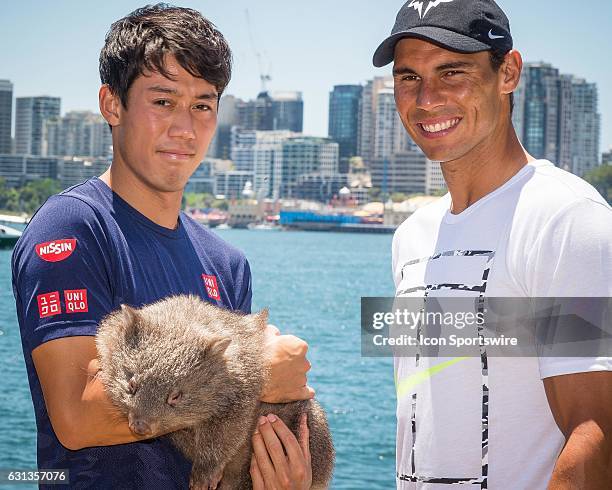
[
  {"x1": 235, "y1": 256, "x2": 253, "y2": 314},
  {"x1": 11, "y1": 195, "x2": 115, "y2": 352},
  {"x1": 523, "y1": 198, "x2": 612, "y2": 379}
]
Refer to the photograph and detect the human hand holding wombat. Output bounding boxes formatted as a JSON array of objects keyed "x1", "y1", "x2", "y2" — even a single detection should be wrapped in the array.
[{"x1": 95, "y1": 295, "x2": 334, "y2": 489}]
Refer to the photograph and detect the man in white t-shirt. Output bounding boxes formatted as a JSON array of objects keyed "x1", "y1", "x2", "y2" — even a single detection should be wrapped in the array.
[{"x1": 372, "y1": 0, "x2": 612, "y2": 488}]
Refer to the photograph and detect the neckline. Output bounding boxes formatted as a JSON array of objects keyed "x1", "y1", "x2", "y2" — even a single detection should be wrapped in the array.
[
  {"x1": 442, "y1": 160, "x2": 550, "y2": 224},
  {"x1": 91, "y1": 177, "x2": 185, "y2": 239}
]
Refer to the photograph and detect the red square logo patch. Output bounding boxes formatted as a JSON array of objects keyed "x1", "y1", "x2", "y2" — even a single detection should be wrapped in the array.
[
  {"x1": 37, "y1": 291, "x2": 61, "y2": 318},
  {"x1": 64, "y1": 289, "x2": 88, "y2": 314},
  {"x1": 202, "y1": 274, "x2": 220, "y2": 301}
]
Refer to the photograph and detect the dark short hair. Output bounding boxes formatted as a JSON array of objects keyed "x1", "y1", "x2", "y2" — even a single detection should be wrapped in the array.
[
  {"x1": 99, "y1": 3, "x2": 232, "y2": 108},
  {"x1": 489, "y1": 49, "x2": 514, "y2": 115}
]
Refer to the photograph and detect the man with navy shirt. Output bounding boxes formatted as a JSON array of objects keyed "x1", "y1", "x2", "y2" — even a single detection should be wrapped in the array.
[{"x1": 12, "y1": 5, "x2": 313, "y2": 489}]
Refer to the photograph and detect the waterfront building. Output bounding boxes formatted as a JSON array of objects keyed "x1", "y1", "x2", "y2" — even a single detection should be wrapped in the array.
[
  {"x1": 514, "y1": 63, "x2": 600, "y2": 176},
  {"x1": 185, "y1": 158, "x2": 231, "y2": 194},
  {"x1": 570, "y1": 78, "x2": 600, "y2": 176},
  {"x1": 286, "y1": 172, "x2": 348, "y2": 203},
  {"x1": 15, "y1": 96, "x2": 61, "y2": 155},
  {"x1": 0, "y1": 80, "x2": 12, "y2": 154},
  {"x1": 59, "y1": 157, "x2": 110, "y2": 189},
  {"x1": 426, "y1": 160, "x2": 447, "y2": 195},
  {"x1": 209, "y1": 95, "x2": 241, "y2": 160},
  {"x1": 280, "y1": 137, "x2": 339, "y2": 200},
  {"x1": 214, "y1": 170, "x2": 254, "y2": 199},
  {"x1": 0, "y1": 154, "x2": 58, "y2": 187},
  {"x1": 236, "y1": 91, "x2": 304, "y2": 133},
  {"x1": 271, "y1": 91, "x2": 303, "y2": 133},
  {"x1": 231, "y1": 128, "x2": 296, "y2": 199},
  {"x1": 371, "y1": 148, "x2": 430, "y2": 196},
  {"x1": 328, "y1": 85, "x2": 362, "y2": 174},
  {"x1": 45, "y1": 111, "x2": 111, "y2": 158}
]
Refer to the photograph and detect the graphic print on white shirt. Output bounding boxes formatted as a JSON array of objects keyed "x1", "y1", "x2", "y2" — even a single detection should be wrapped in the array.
[{"x1": 392, "y1": 160, "x2": 612, "y2": 490}]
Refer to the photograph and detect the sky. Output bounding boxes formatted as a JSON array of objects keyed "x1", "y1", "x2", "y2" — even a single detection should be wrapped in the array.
[{"x1": 3, "y1": 0, "x2": 611, "y2": 153}]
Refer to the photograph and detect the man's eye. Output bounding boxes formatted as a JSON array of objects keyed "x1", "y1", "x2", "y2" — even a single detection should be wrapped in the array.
[
  {"x1": 444, "y1": 71, "x2": 462, "y2": 77},
  {"x1": 154, "y1": 99, "x2": 171, "y2": 107},
  {"x1": 402, "y1": 75, "x2": 419, "y2": 81},
  {"x1": 193, "y1": 104, "x2": 211, "y2": 111}
]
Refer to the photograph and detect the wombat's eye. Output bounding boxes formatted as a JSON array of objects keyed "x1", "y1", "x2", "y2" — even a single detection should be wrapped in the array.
[
  {"x1": 127, "y1": 378, "x2": 138, "y2": 395},
  {"x1": 167, "y1": 390, "x2": 182, "y2": 407}
]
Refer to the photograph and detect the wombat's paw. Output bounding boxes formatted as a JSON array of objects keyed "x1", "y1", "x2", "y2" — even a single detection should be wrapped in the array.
[{"x1": 189, "y1": 468, "x2": 223, "y2": 490}]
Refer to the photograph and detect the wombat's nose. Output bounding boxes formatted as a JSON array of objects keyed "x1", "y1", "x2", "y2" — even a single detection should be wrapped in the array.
[{"x1": 130, "y1": 419, "x2": 152, "y2": 436}]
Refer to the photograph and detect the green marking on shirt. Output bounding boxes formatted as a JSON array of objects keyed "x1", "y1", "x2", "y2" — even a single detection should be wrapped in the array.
[{"x1": 395, "y1": 357, "x2": 470, "y2": 400}]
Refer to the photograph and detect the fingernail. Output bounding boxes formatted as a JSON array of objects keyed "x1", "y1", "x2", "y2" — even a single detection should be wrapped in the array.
[
  {"x1": 267, "y1": 414, "x2": 277, "y2": 423},
  {"x1": 258, "y1": 416, "x2": 267, "y2": 426}
]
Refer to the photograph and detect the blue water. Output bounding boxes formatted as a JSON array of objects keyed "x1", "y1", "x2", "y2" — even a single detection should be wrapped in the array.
[{"x1": 0, "y1": 229, "x2": 396, "y2": 489}]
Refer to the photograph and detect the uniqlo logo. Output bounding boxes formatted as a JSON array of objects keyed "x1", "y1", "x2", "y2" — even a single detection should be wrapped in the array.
[
  {"x1": 64, "y1": 289, "x2": 88, "y2": 314},
  {"x1": 202, "y1": 274, "x2": 220, "y2": 301},
  {"x1": 37, "y1": 291, "x2": 61, "y2": 318}
]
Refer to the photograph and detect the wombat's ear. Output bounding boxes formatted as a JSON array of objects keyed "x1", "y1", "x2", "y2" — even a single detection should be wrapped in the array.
[
  {"x1": 120, "y1": 304, "x2": 140, "y2": 337},
  {"x1": 252, "y1": 308, "x2": 269, "y2": 330},
  {"x1": 205, "y1": 337, "x2": 232, "y2": 358}
]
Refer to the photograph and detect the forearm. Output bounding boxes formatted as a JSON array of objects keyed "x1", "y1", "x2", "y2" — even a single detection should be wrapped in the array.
[
  {"x1": 548, "y1": 425, "x2": 611, "y2": 489},
  {"x1": 72, "y1": 361, "x2": 150, "y2": 449}
]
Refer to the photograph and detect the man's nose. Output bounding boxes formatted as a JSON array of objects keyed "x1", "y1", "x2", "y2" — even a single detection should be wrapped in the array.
[
  {"x1": 416, "y1": 79, "x2": 445, "y2": 111},
  {"x1": 168, "y1": 107, "x2": 196, "y2": 140}
]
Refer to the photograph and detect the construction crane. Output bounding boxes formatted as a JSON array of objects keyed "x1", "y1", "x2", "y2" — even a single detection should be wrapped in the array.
[{"x1": 245, "y1": 9, "x2": 272, "y2": 94}]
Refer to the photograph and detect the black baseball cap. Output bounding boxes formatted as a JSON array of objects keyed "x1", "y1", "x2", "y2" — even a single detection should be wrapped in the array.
[{"x1": 373, "y1": 0, "x2": 513, "y2": 67}]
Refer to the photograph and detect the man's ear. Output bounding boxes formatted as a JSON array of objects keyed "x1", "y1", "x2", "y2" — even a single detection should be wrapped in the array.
[
  {"x1": 500, "y1": 49, "x2": 522, "y2": 95},
  {"x1": 99, "y1": 84, "x2": 122, "y2": 128}
]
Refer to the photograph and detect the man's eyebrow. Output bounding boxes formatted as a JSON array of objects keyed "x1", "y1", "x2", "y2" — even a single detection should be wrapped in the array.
[
  {"x1": 436, "y1": 61, "x2": 476, "y2": 71},
  {"x1": 393, "y1": 61, "x2": 476, "y2": 76},
  {"x1": 147, "y1": 85, "x2": 218, "y2": 99},
  {"x1": 393, "y1": 65, "x2": 418, "y2": 76}
]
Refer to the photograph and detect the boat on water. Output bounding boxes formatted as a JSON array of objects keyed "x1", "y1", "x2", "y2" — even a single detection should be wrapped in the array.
[
  {"x1": 247, "y1": 222, "x2": 281, "y2": 231},
  {"x1": 0, "y1": 224, "x2": 23, "y2": 249}
]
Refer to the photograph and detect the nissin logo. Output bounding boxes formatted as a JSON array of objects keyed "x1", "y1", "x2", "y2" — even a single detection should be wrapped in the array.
[{"x1": 35, "y1": 239, "x2": 77, "y2": 262}]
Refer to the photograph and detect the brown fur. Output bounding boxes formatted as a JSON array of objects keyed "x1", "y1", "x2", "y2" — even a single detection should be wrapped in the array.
[{"x1": 96, "y1": 294, "x2": 334, "y2": 489}]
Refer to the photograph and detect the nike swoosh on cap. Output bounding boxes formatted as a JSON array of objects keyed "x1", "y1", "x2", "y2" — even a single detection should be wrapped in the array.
[{"x1": 488, "y1": 29, "x2": 505, "y2": 40}]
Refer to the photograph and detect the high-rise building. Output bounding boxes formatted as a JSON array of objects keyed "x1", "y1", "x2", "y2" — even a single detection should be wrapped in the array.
[
  {"x1": 230, "y1": 128, "x2": 296, "y2": 199},
  {"x1": 236, "y1": 91, "x2": 304, "y2": 133},
  {"x1": 358, "y1": 76, "x2": 391, "y2": 168},
  {"x1": 328, "y1": 85, "x2": 362, "y2": 174},
  {"x1": 45, "y1": 111, "x2": 111, "y2": 158},
  {"x1": 570, "y1": 78, "x2": 600, "y2": 176},
  {"x1": 514, "y1": 63, "x2": 600, "y2": 176},
  {"x1": 0, "y1": 80, "x2": 12, "y2": 154},
  {"x1": 209, "y1": 95, "x2": 241, "y2": 160},
  {"x1": 371, "y1": 148, "x2": 429, "y2": 195},
  {"x1": 59, "y1": 157, "x2": 110, "y2": 189},
  {"x1": 280, "y1": 137, "x2": 339, "y2": 199},
  {"x1": 15, "y1": 96, "x2": 61, "y2": 155},
  {"x1": 271, "y1": 92, "x2": 303, "y2": 133},
  {"x1": 0, "y1": 154, "x2": 59, "y2": 187},
  {"x1": 359, "y1": 76, "x2": 412, "y2": 173},
  {"x1": 426, "y1": 160, "x2": 447, "y2": 195},
  {"x1": 602, "y1": 149, "x2": 612, "y2": 166},
  {"x1": 237, "y1": 92, "x2": 274, "y2": 131}
]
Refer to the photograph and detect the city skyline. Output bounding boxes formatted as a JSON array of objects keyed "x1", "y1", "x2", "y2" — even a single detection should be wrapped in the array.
[{"x1": 2, "y1": 0, "x2": 611, "y2": 153}]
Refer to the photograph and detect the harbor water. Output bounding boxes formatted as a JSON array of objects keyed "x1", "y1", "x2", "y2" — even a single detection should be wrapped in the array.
[{"x1": 0, "y1": 228, "x2": 396, "y2": 489}]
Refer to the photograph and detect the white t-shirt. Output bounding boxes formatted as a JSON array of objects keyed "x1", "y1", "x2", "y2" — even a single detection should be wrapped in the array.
[{"x1": 391, "y1": 160, "x2": 612, "y2": 489}]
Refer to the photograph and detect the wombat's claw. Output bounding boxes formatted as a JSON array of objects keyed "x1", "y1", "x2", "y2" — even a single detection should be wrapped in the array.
[{"x1": 189, "y1": 470, "x2": 223, "y2": 490}]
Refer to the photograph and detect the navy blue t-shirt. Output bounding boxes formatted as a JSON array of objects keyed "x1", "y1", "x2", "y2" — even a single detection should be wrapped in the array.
[{"x1": 11, "y1": 177, "x2": 252, "y2": 489}]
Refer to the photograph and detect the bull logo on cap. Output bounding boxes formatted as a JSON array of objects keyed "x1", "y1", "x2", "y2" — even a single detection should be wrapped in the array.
[{"x1": 408, "y1": 0, "x2": 455, "y2": 19}]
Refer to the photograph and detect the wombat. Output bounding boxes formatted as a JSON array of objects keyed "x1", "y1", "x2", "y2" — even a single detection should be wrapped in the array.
[{"x1": 95, "y1": 294, "x2": 335, "y2": 489}]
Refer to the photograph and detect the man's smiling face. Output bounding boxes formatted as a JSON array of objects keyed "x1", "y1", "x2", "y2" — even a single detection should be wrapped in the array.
[
  {"x1": 393, "y1": 38, "x2": 507, "y2": 163},
  {"x1": 112, "y1": 54, "x2": 219, "y2": 193}
]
